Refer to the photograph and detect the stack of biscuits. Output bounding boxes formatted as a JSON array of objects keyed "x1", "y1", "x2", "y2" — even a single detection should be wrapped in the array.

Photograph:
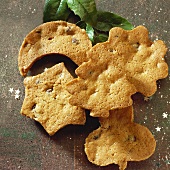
[{"x1": 18, "y1": 21, "x2": 168, "y2": 170}]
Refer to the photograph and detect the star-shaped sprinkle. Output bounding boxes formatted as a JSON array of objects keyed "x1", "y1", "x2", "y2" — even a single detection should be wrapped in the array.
[
  {"x1": 44, "y1": 68, "x2": 48, "y2": 72},
  {"x1": 155, "y1": 127, "x2": 161, "y2": 132},
  {"x1": 144, "y1": 96, "x2": 153, "y2": 101},
  {"x1": 9, "y1": 88, "x2": 14, "y2": 93},
  {"x1": 15, "y1": 94, "x2": 20, "y2": 100},
  {"x1": 15, "y1": 89, "x2": 20, "y2": 95},
  {"x1": 162, "y1": 112, "x2": 168, "y2": 118},
  {"x1": 144, "y1": 96, "x2": 150, "y2": 101}
]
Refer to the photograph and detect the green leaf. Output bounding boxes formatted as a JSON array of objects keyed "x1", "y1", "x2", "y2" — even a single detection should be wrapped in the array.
[
  {"x1": 94, "y1": 11, "x2": 134, "y2": 31},
  {"x1": 76, "y1": 21, "x2": 94, "y2": 43},
  {"x1": 86, "y1": 24, "x2": 94, "y2": 43},
  {"x1": 94, "y1": 33, "x2": 108, "y2": 44},
  {"x1": 56, "y1": 0, "x2": 71, "y2": 19},
  {"x1": 67, "y1": 11, "x2": 81, "y2": 24},
  {"x1": 43, "y1": 0, "x2": 134, "y2": 45},
  {"x1": 76, "y1": 20, "x2": 86, "y2": 29},
  {"x1": 43, "y1": 0, "x2": 71, "y2": 22},
  {"x1": 67, "y1": 0, "x2": 97, "y2": 26}
]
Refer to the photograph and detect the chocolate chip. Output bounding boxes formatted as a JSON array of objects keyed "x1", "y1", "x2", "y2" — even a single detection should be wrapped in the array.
[{"x1": 72, "y1": 38, "x2": 79, "y2": 45}]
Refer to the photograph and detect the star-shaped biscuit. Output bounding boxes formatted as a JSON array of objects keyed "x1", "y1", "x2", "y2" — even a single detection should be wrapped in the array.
[
  {"x1": 21, "y1": 63, "x2": 86, "y2": 135},
  {"x1": 67, "y1": 26, "x2": 168, "y2": 117},
  {"x1": 85, "y1": 106, "x2": 156, "y2": 170}
]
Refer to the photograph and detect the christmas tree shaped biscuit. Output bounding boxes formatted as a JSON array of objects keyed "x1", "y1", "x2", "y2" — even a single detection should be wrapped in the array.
[{"x1": 67, "y1": 26, "x2": 168, "y2": 117}]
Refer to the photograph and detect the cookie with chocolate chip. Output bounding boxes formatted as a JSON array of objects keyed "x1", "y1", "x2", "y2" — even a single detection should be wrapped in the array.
[
  {"x1": 21, "y1": 63, "x2": 86, "y2": 135},
  {"x1": 66, "y1": 26, "x2": 168, "y2": 117},
  {"x1": 18, "y1": 21, "x2": 92, "y2": 76},
  {"x1": 85, "y1": 106, "x2": 156, "y2": 170}
]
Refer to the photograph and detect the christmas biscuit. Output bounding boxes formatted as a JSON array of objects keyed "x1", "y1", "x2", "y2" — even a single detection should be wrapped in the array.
[
  {"x1": 21, "y1": 63, "x2": 86, "y2": 135},
  {"x1": 18, "y1": 21, "x2": 92, "y2": 76},
  {"x1": 67, "y1": 26, "x2": 168, "y2": 117},
  {"x1": 84, "y1": 106, "x2": 156, "y2": 170}
]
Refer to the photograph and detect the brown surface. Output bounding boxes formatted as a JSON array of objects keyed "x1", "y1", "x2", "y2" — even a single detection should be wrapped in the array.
[{"x1": 0, "y1": 0, "x2": 169, "y2": 170}]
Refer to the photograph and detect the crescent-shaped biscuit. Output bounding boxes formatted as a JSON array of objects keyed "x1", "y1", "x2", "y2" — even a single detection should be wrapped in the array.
[{"x1": 18, "y1": 21, "x2": 92, "y2": 76}]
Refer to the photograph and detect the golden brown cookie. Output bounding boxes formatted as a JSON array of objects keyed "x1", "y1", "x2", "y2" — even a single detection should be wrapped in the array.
[
  {"x1": 21, "y1": 63, "x2": 86, "y2": 135},
  {"x1": 84, "y1": 106, "x2": 156, "y2": 170},
  {"x1": 18, "y1": 21, "x2": 92, "y2": 76},
  {"x1": 66, "y1": 26, "x2": 168, "y2": 117}
]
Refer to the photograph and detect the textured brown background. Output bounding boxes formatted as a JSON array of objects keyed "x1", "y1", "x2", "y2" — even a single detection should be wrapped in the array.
[{"x1": 0, "y1": 0, "x2": 169, "y2": 170}]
